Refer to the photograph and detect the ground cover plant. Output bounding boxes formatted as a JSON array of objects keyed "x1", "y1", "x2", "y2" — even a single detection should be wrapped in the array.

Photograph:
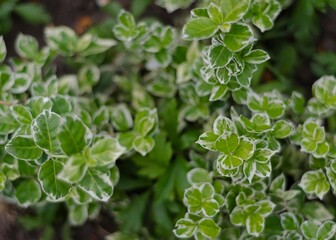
[{"x1": 1, "y1": 0, "x2": 336, "y2": 239}]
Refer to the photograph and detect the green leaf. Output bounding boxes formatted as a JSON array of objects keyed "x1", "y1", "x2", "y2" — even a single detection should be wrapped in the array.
[
  {"x1": 317, "y1": 221, "x2": 336, "y2": 240},
  {"x1": 134, "y1": 108, "x2": 157, "y2": 136},
  {"x1": 266, "y1": 100, "x2": 286, "y2": 119},
  {"x1": 213, "y1": 115, "x2": 236, "y2": 134},
  {"x1": 280, "y1": 212, "x2": 299, "y2": 231},
  {"x1": 32, "y1": 110, "x2": 62, "y2": 155},
  {"x1": 91, "y1": 137, "x2": 125, "y2": 167},
  {"x1": 218, "y1": 154, "x2": 243, "y2": 170},
  {"x1": 313, "y1": 76, "x2": 336, "y2": 108},
  {"x1": 184, "y1": 183, "x2": 219, "y2": 217},
  {"x1": 270, "y1": 173, "x2": 286, "y2": 192},
  {"x1": 0, "y1": 36, "x2": 7, "y2": 63},
  {"x1": 174, "y1": 218, "x2": 197, "y2": 238},
  {"x1": 207, "y1": 3, "x2": 223, "y2": 24},
  {"x1": 58, "y1": 154, "x2": 88, "y2": 183},
  {"x1": 230, "y1": 207, "x2": 247, "y2": 226},
  {"x1": 38, "y1": 159, "x2": 71, "y2": 200},
  {"x1": 301, "y1": 220, "x2": 319, "y2": 239},
  {"x1": 11, "y1": 73, "x2": 32, "y2": 94},
  {"x1": 243, "y1": 49, "x2": 270, "y2": 64},
  {"x1": 132, "y1": 133, "x2": 172, "y2": 179},
  {"x1": 223, "y1": 23, "x2": 255, "y2": 52},
  {"x1": 58, "y1": 115, "x2": 91, "y2": 156},
  {"x1": 198, "y1": 218, "x2": 221, "y2": 239},
  {"x1": 11, "y1": 105, "x2": 33, "y2": 125},
  {"x1": 78, "y1": 168, "x2": 113, "y2": 201},
  {"x1": 234, "y1": 137, "x2": 254, "y2": 159},
  {"x1": 0, "y1": 170, "x2": 6, "y2": 191},
  {"x1": 15, "y1": 179, "x2": 41, "y2": 206},
  {"x1": 133, "y1": 135, "x2": 155, "y2": 156},
  {"x1": 299, "y1": 170, "x2": 330, "y2": 200},
  {"x1": 221, "y1": 0, "x2": 250, "y2": 23},
  {"x1": 196, "y1": 131, "x2": 219, "y2": 151},
  {"x1": 15, "y1": 33, "x2": 39, "y2": 59},
  {"x1": 118, "y1": 131, "x2": 137, "y2": 150},
  {"x1": 118, "y1": 191, "x2": 150, "y2": 233},
  {"x1": 5, "y1": 136, "x2": 43, "y2": 161},
  {"x1": 0, "y1": 113, "x2": 20, "y2": 135},
  {"x1": 45, "y1": 26, "x2": 78, "y2": 56},
  {"x1": 113, "y1": 10, "x2": 139, "y2": 41},
  {"x1": 14, "y1": 3, "x2": 51, "y2": 24},
  {"x1": 68, "y1": 203, "x2": 88, "y2": 226},
  {"x1": 246, "y1": 213, "x2": 264, "y2": 236},
  {"x1": 251, "y1": 0, "x2": 281, "y2": 32},
  {"x1": 209, "y1": 44, "x2": 232, "y2": 68},
  {"x1": 243, "y1": 159, "x2": 255, "y2": 182},
  {"x1": 187, "y1": 168, "x2": 212, "y2": 185},
  {"x1": 272, "y1": 120, "x2": 294, "y2": 139},
  {"x1": 215, "y1": 133, "x2": 239, "y2": 154},
  {"x1": 111, "y1": 104, "x2": 133, "y2": 131},
  {"x1": 183, "y1": 17, "x2": 219, "y2": 40},
  {"x1": 253, "y1": 14, "x2": 273, "y2": 31},
  {"x1": 78, "y1": 64, "x2": 100, "y2": 94}
]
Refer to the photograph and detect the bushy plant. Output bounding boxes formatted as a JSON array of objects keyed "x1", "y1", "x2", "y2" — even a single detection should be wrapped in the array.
[{"x1": 1, "y1": 0, "x2": 336, "y2": 239}]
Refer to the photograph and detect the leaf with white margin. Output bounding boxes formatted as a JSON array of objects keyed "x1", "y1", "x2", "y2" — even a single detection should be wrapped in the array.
[
  {"x1": 280, "y1": 212, "x2": 300, "y2": 231},
  {"x1": 0, "y1": 36, "x2": 6, "y2": 63},
  {"x1": 0, "y1": 113, "x2": 20, "y2": 135},
  {"x1": 32, "y1": 110, "x2": 62, "y2": 155},
  {"x1": 301, "y1": 220, "x2": 319, "y2": 240},
  {"x1": 272, "y1": 120, "x2": 294, "y2": 139},
  {"x1": 234, "y1": 137, "x2": 254, "y2": 160},
  {"x1": 133, "y1": 135, "x2": 155, "y2": 156},
  {"x1": 11, "y1": 105, "x2": 33, "y2": 125},
  {"x1": 246, "y1": 213, "x2": 264, "y2": 236},
  {"x1": 173, "y1": 218, "x2": 197, "y2": 238},
  {"x1": 223, "y1": 23, "x2": 255, "y2": 52},
  {"x1": 317, "y1": 221, "x2": 336, "y2": 240},
  {"x1": 38, "y1": 159, "x2": 71, "y2": 201},
  {"x1": 11, "y1": 73, "x2": 32, "y2": 94},
  {"x1": 243, "y1": 49, "x2": 270, "y2": 64},
  {"x1": 58, "y1": 115, "x2": 92, "y2": 156},
  {"x1": 213, "y1": 115, "x2": 236, "y2": 135},
  {"x1": 58, "y1": 153, "x2": 88, "y2": 183},
  {"x1": 220, "y1": 0, "x2": 250, "y2": 23},
  {"x1": 68, "y1": 203, "x2": 88, "y2": 226},
  {"x1": 187, "y1": 168, "x2": 212, "y2": 185},
  {"x1": 196, "y1": 131, "x2": 219, "y2": 151},
  {"x1": 110, "y1": 104, "x2": 133, "y2": 131},
  {"x1": 15, "y1": 33, "x2": 39, "y2": 59},
  {"x1": 198, "y1": 218, "x2": 221, "y2": 239},
  {"x1": 5, "y1": 136, "x2": 43, "y2": 161},
  {"x1": 78, "y1": 167, "x2": 113, "y2": 201},
  {"x1": 209, "y1": 44, "x2": 232, "y2": 68},
  {"x1": 243, "y1": 159, "x2": 256, "y2": 183},
  {"x1": 270, "y1": 173, "x2": 286, "y2": 192},
  {"x1": 299, "y1": 170, "x2": 330, "y2": 200},
  {"x1": 207, "y1": 3, "x2": 223, "y2": 25},
  {"x1": 182, "y1": 17, "x2": 219, "y2": 40},
  {"x1": 91, "y1": 137, "x2": 125, "y2": 167},
  {"x1": 15, "y1": 179, "x2": 41, "y2": 207}
]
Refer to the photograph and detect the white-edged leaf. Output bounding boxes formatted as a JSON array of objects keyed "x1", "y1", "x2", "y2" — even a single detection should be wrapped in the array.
[
  {"x1": 38, "y1": 159, "x2": 71, "y2": 201},
  {"x1": 58, "y1": 115, "x2": 92, "y2": 156},
  {"x1": 15, "y1": 179, "x2": 41, "y2": 206},
  {"x1": 91, "y1": 137, "x2": 125, "y2": 167},
  {"x1": 78, "y1": 168, "x2": 113, "y2": 201},
  {"x1": 32, "y1": 110, "x2": 62, "y2": 155},
  {"x1": 5, "y1": 136, "x2": 43, "y2": 161}
]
